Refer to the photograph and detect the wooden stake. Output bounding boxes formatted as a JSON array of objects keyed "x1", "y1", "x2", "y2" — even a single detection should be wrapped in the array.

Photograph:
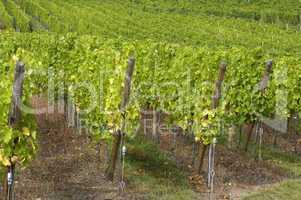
[
  {"x1": 245, "y1": 123, "x2": 255, "y2": 152},
  {"x1": 198, "y1": 144, "x2": 207, "y2": 174},
  {"x1": 105, "y1": 130, "x2": 122, "y2": 181},
  {"x1": 2, "y1": 62, "x2": 25, "y2": 200},
  {"x1": 244, "y1": 60, "x2": 273, "y2": 152},
  {"x1": 105, "y1": 57, "x2": 135, "y2": 181},
  {"x1": 199, "y1": 62, "x2": 227, "y2": 174},
  {"x1": 206, "y1": 62, "x2": 227, "y2": 196}
]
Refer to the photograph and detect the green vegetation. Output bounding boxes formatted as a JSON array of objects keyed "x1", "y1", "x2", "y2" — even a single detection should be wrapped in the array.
[
  {"x1": 0, "y1": 0, "x2": 300, "y2": 199},
  {"x1": 36, "y1": 0, "x2": 301, "y2": 56},
  {"x1": 2, "y1": 0, "x2": 31, "y2": 31},
  {"x1": 0, "y1": 1, "x2": 12, "y2": 29},
  {"x1": 240, "y1": 138, "x2": 301, "y2": 199},
  {"x1": 251, "y1": 142, "x2": 301, "y2": 174},
  {"x1": 244, "y1": 179, "x2": 301, "y2": 200},
  {"x1": 262, "y1": 146, "x2": 301, "y2": 177},
  {"x1": 126, "y1": 137, "x2": 199, "y2": 199},
  {"x1": 132, "y1": 0, "x2": 301, "y2": 28},
  {"x1": 0, "y1": 32, "x2": 298, "y2": 143},
  {"x1": 0, "y1": 0, "x2": 300, "y2": 55},
  {"x1": 0, "y1": 31, "x2": 299, "y2": 173}
]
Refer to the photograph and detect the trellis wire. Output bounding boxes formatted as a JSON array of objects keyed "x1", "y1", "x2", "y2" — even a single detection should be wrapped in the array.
[
  {"x1": 119, "y1": 145, "x2": 127, "y2": 193},
  {"x1": 7, "y1": 165, "x2": 14, "y2": 200},
  {"x1": 119, "y1": 112, "x2": 127, "y2": 193},
  {"x1": 208, "y1": 138, "x2": 217, "y2": 200}
]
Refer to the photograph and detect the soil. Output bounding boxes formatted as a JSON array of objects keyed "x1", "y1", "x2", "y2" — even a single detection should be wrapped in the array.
[
  {"x1": 13, "y1": 96, "x2": 133, "y2": 200},
  {"x1": 141, "y1": 110, "x2": 290, "y2": 199},
  {"x1": 261, "y1": 123, "x2": 301, "y2": 155},
  {"x1": 10, "y1": 99, "x2": 291, "y2": 199},
  {"x1": 156, "y1": 133, "x2": 288, "y2": 200}
]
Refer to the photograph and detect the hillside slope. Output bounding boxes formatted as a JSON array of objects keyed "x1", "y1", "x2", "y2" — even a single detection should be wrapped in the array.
[{"x1": 0, "y1": 0, "x2": 300, "y2": 55}]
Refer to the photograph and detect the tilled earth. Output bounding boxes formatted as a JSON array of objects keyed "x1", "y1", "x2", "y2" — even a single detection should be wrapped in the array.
[
  {"x1": 11, "y1": 99, "x2": 291, "y2": 200},
  {"x1": 13, "y1": 97, "x2": 134, "y2": 200}
]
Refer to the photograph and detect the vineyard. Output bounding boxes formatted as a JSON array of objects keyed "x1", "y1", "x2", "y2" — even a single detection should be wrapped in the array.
[{"x1": 0, "y1": 0, "x2": 301, "y2": 200}]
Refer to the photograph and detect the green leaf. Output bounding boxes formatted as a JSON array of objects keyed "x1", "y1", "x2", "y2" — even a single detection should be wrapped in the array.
[{"x1": 2, "y1": 129, "x2": 12, "y2": 144}]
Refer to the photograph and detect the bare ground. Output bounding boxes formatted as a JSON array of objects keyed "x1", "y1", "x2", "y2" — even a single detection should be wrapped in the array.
[
  {"x1": 11, "y1": 99, "x2": 291, "y2": 200},
  {"x1": 14, "y1": 96, "x2": 135, "y2": 200}
]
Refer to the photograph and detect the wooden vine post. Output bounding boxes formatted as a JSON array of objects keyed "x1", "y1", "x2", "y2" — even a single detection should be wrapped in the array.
[
  {"x1": 2, "y1": 62, "x2": 25, "y2": 200},
  {"x1": 198, "y1": 62, "x2": 227, "y2": 174},
  {"x1": 190, "y1": 112, "x2": 198, "y2": 166},
  {"x1": 244, "y1": 60, "x2": 273, "y2": 152},
  {"x1": 288, "y1": 110, "x2": 298, "y2": 139},
  {"x1": 207, "y1": 62, "x2": 227, "y2": 200},
  {"x1": 105, "y1": 57, "x2": 135, "y2": 181}
]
